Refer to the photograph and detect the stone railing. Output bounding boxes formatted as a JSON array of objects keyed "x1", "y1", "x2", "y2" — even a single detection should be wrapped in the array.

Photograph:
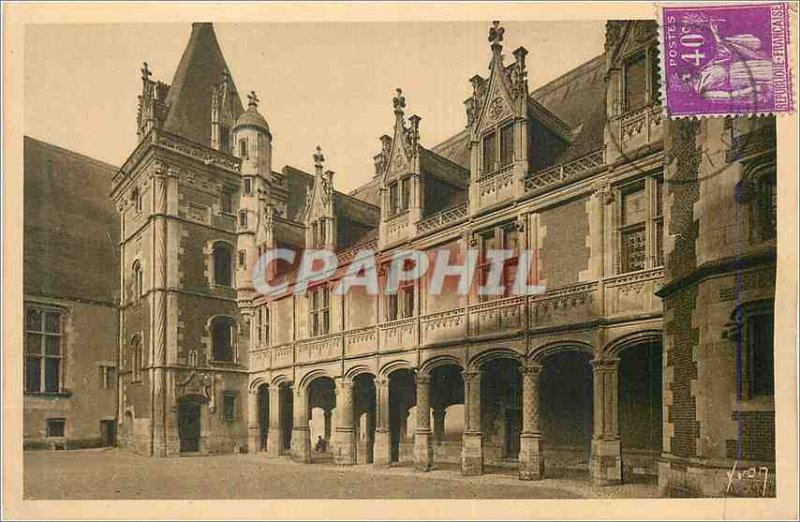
[
  {"x1": 337, "y1": 239, "x2": 379, "y2": 265},
  {"x1": 524, "y1": 148, "x2": 605, "y2": 193},
  {"x1": 478, "y1": 164, "x2": 515, "y2": 198},
  {"x1": 156, "y1": 129, "x2": 241, "y2": 173},
  {"x1": 250, "y1": 271, "x2": 665, "y2": 369},
  {"x1": 416, "y1": 203, "x2": 468, "y2": 235}
]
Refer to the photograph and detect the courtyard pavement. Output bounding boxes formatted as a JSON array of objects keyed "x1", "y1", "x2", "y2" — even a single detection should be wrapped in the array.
[{"x1": 24, "y1": 448, "x2": 660, "y2": 500}]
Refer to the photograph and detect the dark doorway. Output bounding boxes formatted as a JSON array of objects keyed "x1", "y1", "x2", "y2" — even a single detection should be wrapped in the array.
[
  {"x1": 388, "y1": 369, "x2": 416, "y2": 463},
  {"x1": 100, "y1": 419, "x2": 116, "y2": 447},
  {"x1": 258, "y1": 385, "x2": 269, "y2": 451},
  {"x1": 481, "y1": 358, "x2": 522, "y2": 460},
  {"x1": 353, "y1": 374, "x2": 376, "y2": 464},
  {"x1": 280, "y1": 384, "x2": 293, "y2": 452},
  {"x1": 504, "y1": 408, "x2": 522, "y2": 458},
  {"x1": 178, "y1": 399, "x2": 202, "y2": 453}
]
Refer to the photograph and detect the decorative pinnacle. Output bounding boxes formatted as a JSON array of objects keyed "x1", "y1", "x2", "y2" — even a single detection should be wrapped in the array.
[
  {"x1": 313, "y1": 145, "x2": 325, "y2": 168},
  {"x1": 141, "y1": 62, "x2": 152, "y2": 80},
  {"x1": 247, "y1": 90, "x2": 259, "y2": 108},
  {"x1": 489, "y1": 21, "x2": 504, "y2": 47},
  {"x1": 393, "y1": 88, "x2": 406, "y2": 114}
]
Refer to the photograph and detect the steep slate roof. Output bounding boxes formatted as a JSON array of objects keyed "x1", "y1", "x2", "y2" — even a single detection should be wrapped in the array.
[
  {"x1": 430, "y1": 129, "x2": 470, "y2": 169},
  {"x1": 24, "y1": 137, "x2": 120, "y2": 304},
  {"x1": 531, "y1": 54, "x2": 607, "y2": 163},
  {"x1": 164, "y1": 23, "x2": 244, "y2": 146}
]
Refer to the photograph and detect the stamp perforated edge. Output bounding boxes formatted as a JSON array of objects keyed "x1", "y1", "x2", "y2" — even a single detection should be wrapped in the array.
[{"x1": 656, "y1": 2, "x2": 798, "y2": 119}]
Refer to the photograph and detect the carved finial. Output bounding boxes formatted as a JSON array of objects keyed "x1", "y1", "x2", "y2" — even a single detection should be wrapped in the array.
[
  {"x1": 393, "y1": 88, "x2": 406, "y2": 114},
  {"x1": 489, "y1": 21, "x2": 504, "y2": 47},
  {"x1": 247, "y1": 90, "x2": 259, "y2": 108},
  {"x1": 141, "y1": 62, "x2": 152, "y2": 81},
  {"x1": 313, "y1": 145, "x2": 325, "y2": 168}
]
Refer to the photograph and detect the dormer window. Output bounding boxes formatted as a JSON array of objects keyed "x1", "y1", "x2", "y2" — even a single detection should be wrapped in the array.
[
  {"x1": 623, "y1": 46, "x2": 660, "y2": 112},
  {"x1": 387, "y1": 178, "x2": 410, "y2": 217},
  {"x1": 311, "y1": 219, "x2": 327, "y2": 248},
  {"x1": 481, "y1": 123, "x2": 514, "y2": 176}
]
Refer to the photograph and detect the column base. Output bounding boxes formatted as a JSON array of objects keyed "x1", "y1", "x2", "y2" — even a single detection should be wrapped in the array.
[
  {"x1": 518, "y1": 433, "x2": 544, "y2": 480},
  {"x1": 373, "y1": 429, "x2": 391, "y2": 467},
  {"x1": 414, "y1": 431, "x2": 433, "y2": 472},
  {"x1": 291, "y1": 427, "x2": 311, "y2": 464},
  {"x1": 265, "y1": 429, "x2": 281, "y2": 457},
  {"x1": 461, "y1": 432, "x2": 483, "y2": 476},
  {"x1": 590, "y1": 438, "x2": 622, "y2": 485},
  {"x1": 247, "y1": 426, "x2": 260, "y2": 454},
  {"x1": 334, "y1": 428, "x2": 356, "y2": 466}
]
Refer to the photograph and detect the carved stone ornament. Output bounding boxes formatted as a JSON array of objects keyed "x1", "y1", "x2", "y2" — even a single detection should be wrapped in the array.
[
  {"x1": 176, "y1": 371, "x2": 215, "y2": 411},
  {"x1": 488, "y1": 96, "x2": 506, "y2": 121}
]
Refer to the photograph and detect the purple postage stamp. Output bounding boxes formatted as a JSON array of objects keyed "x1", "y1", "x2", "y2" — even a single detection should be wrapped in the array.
[{"x1": 661, "y1": 2, "x2": 794, "y2": 117}]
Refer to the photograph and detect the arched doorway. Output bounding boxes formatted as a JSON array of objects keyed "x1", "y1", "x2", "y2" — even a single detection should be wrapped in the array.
[
  {"x1": 429, "y1": 364, "x2": 464, "y2": 466},
  {"x1": 279, "y1": 383, "x2": 293, "y2": 454},
  {"x1": 481, "y1": 358, "x2": 522, "y2": 469},
  {"x1": 618, "y1": 339, "x2": 662, "y2": 482},
  {"x1": 388, "y1": 369, "x2": 416, "y2": 464},
  {"x1": 257, "y1": 384, "x2": 269, "y2": 451},
  {"x1": 307, "y1": 376, "x2": 336, "y2": 462},
  {"x1": 178, "y1": 397, "x2": 204, "y2": 453},
  {"x1": 353, "y1": 373, "x2": 376, "y2": 464},
  {"x1": 540, "y1": 351, "x2": 593, "y2": 478}
]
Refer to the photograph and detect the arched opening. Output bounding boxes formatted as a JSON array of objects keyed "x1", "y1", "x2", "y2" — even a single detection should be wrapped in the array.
[
  {"x1": 540, "y1": 351, "x2": 593, "y2": 478},
  {"x1": 480, "y1": 358, "x2": 522, "y2": 469},
  {"x1": 353, "y1": 373, "x2": 376, "y2": 464},
  {"x1": 430, "y1": 364, "x2": 464, "y2": 466},
  {"x1": 178, "y1": 396, "x2": 204, "y2": 453},
  {"x1": 388, "y1": 369, "x2": 416, "y2": 464},
  {"x1": 257, "y1": 384, "x2": 269, "y2": 451},
  {"x1": 307, "y1": 376, "x2": 336, "y2": 462},
  {"x1": 279, "y1": 383, "x2": 293, "y2": 453},
  {"x1": 619, "y1": 339, "x2": 662, "y2": 482},
  {"x1": 210, "y1": 316, "x2": 235, "y2": 362}
]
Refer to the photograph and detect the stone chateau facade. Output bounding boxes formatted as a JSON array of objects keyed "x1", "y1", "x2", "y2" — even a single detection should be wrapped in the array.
[{"x1": 103, "y1": 22, "x2": 777, "y2": 496}]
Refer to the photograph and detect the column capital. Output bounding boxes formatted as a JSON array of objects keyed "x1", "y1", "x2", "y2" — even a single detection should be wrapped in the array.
[
  {"x1": 462, "y1": 369, "x2": 482, "y2": 382},
  {"x1": 416, "y1": 374, "x2": 431, "y2": 385},
  {"x1": 521, "y1": 361, "x2": 542, "y2": 375},
  {"x1": 591, "y1": 357, "x2": 620, "y2": 370}
]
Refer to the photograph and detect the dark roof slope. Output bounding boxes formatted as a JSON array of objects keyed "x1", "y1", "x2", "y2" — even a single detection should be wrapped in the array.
[
  {"x1": 531, "y1": 54, "x2": 607, "y2": 162},
  {"x1": 430, "y1": 129, "x2": 471, "y2": 169},
  {"x1": 164, "y1": 23, "x2": 244, "y2": 147},
  {"x1": 24, "y1": 137, "x2": 120, "y2": 304}
]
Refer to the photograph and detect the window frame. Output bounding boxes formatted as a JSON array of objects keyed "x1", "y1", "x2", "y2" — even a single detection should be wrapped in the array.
[
  {"x1": 475, "y1": 222, "x2": 520, "y2": 302},
  {"x1": 211, "y1": 315, "x2": 237, "y2": 363},
  {"x1": 99, "y1": 365, "x2": 116, "y2": 390},
  {"x1": 223, "y1": 392, "x2": 238, "y2": 421},
  {"x1": 46, "y1": 418, "x2": 66, "y2": 438},
  {"x1": 24, "y1": 306, "x2": 64, "y2": 394},
  {"x1": 480, "y1": 122, "x2": 515, "y2": 177},
  {"x1": 239, "y1": 138, "x2": 249, "y2": 160},
  {"x1": 622, "y1": 45, "x2": 660, "y2": 113},
  {"x1": 212, "y1": 241, "x2": 234, "y2": 287},
  {"x1": 130, "y1": 335, "x2": 143, "y2": 383},
  {"x1": 132, "y1": 260, "x2": 144, "y2": 303},
  {"x1": 308, "y1": 285, "x2": 330, "y2": 337},
  {"x1": 616, "y1": 173, "x2": 664, "y2": 274},
  {"x1": 733, "y1": 300, "x2": 775, "y2": 401}
]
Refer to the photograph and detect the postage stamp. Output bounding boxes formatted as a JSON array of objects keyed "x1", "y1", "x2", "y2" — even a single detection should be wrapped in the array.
[{"x1": 660, "y1": 2, "x2": 794, "y2": 117}]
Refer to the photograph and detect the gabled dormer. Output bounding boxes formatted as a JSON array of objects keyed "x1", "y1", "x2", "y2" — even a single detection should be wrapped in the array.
[
  {"x1": 302, "y1": 146, "x2": 336, "y2": 250},
  {"x1": 379, "y1": 89, "x2": 423, "y2": 247},
  {"x1": 211, "y1": 68, "x2": 242, "y2": 153},
  {"x1": 603, "y1": 21, "x2": 662, "y2": 163},
  {"x1": 136, "y1": 62, "x2": 170, "y2": 141},
  {"x1": 467, "y1": 22, "x2": 571, "y2": 214}
]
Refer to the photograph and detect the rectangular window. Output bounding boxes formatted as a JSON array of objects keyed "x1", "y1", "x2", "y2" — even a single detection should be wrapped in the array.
[
  {"x1": 238, "y1": 250, "x2": 246, "y2": 267},
  {"x1": 500, "y1": 124, "x2": 514, "y2": 168},
  {"x1": 389, "y1": 182, "x2": 399, "y2": 215},
  {"x1": 25, "y1": 308, "x2": 62, "y2": 394},
  {"x1": 244, "y1": 178, "x2": 253, "y2": 195},
  {"x1": 483, "y1": 132, "x2": 496, "y2": 174},
  {"x1": 747, "y1": 313, "x2": 774, "y2": 398},
  {"x1": 649, "y1": 47, "x2": 661, "y2": 103},
  {"x1": 220, "y1": 127, "x2": 231, "y2": 153},
  {"x1": 476, "y1": 224, "x2": 519, "y2": 301},
  {"x1": 99, "y1": 365, "x2": 116, "y2": 390},
  {"x1": 309, "y1": 286, "x2": 330, "y2": 337},
  {"x1": 618, "y1": 176, "x2": 664, "y2": 273},
  {"x1": 221, "y1": 192, "x2": 232, "y2": 214},
  {"x1": 624, "y1": 52, "x2": 648, "y2": 111},
  {"x1": 239, "y1": 138, "x2": 249, "y2": 160},
  {"x1": 239, "y1": 211, "x2": 248, "y2": 227},
  {"x1": 264, "y1": 307, "x2": 271, "y2": 346},
  {"x1": 400, "y1": 178, "x2": 410, "y2": 212},
  {"x1": 386, "y1": 280, "x2": 415, "y2": 321},
  {"x1": 223, "y1": 392, "x2": 237, "y2": 421},
  {"x1": 46, "y1": 418, "x2": 66, "y2": 438},
  {"x1": 621, "y1": 226, "x2": 646, "y2": 272}
]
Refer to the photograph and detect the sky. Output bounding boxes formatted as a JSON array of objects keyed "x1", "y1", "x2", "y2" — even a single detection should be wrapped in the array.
[{"x1": 25, "y1": 21, "x2": 605, "y2": 193}]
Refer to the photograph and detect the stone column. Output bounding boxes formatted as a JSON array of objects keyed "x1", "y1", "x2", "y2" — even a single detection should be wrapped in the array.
[
  {"x1": 373, "y1": 376, "x2": 392, "y2": 467},
  {"x1": 291, "y1": 386, "x2": 311, "y2": 463},
  {"x1": 519, "y1": 362, "x2": 544, "y2": 480},
  {"x1": 590, "y1": 357, "x2": 622, "y2": 485},
  {"x1": 150, "y1": 166, "x2": 169, "y2": 457},
  {"x1": 334, "y1": 379, "x2": 356, "y2": 465},
  {"x1": 414, "y1": 375, "x2": 433, "y2": 471},
  {"x1": 247, "y1": 388, "x2": 260, "y2": 454},
  {"x1": 266, "y1": 386, "x2": 281, "y2": 457},
  {"x1": 324, "y1": 409, "x2": 332, "y2": 444},
  {"x1": 461, "y1": 369, "x2": 483, "y2": 476}
]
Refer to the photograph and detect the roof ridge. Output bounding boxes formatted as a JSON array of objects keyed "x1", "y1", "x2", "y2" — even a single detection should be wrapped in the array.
[
  {"x1": 24, "y1": 135, "x2": 119, "y2": 172},
  {"x1": 283, "y1": 165, "x2": 380, "y2": 210}
]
